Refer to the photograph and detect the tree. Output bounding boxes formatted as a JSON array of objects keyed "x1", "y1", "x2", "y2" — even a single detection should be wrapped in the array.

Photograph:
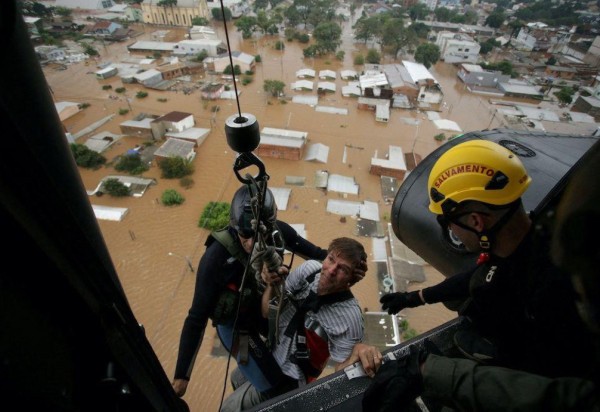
[
  {"x1": 191, "y1": 16, "x2": 209, "y2": 26},
  {"x1": 382, "y1": 18, "x2": 417, "y2": 58},
  {"x1": 303, "y1": 44, "x2": 320, "y2": 58},
  {"x1": 335, "y1": 50, "x2": 345, "y2": 61},
  {"x1": 263, "y1": 79, "x2": 285, "y2": 97},
  {"x1": 366, "y1": 48, "x2": 381, "y2": 64},
  {"x1": 235, "y1": 16, "x2": 257, "y2": 39},
  {"x1": 31, "y1": 2, "x2": 52, "y2": 16},
  {"x1": 546, "y1": 56, "x2": 557, "y2": 65},
  {"x1": 157, "y1": 0, "x2": 177, "y2": 6},
  {"x1": 479, "y1": 38, "x2": 500, "y2": 54},
  {"x1": 198, "y1": 201, "x2": 230, "y2": 230},
  {"x1": 485, "y1": 12, "x2": 505, "y2": 29},
  {"x1": 223, "y1": 64, "x2": 241, "y2": 75},
  {"x1": 353, "y1": 15, "x2": 382, "y2": 43},
  {"x1": 194, "y1": 49, "x2": 208, "y2": 62},
  {"x1": 434, "y1": 7, "x2": 452, "y2": 22},
  {"x1": 55, "y1": 6, "x2": 72, "y2": 18},
  {"x1": 254, "y1": 0, "x2": 268, "y2": 9},
  {"x1": 554, "y1": 87, "x2": 575, "y2": 104},
  {"x1": 70, "y1": 143, "x2": 106, "y2": 169},
  {"x1": 103, "y1": 178, "x2": 131, "y2": 197},
  {"x1": 354, "y1": 54, "x2": 365, "y2": 65},
  {"x1": 313, "y1": 22, "x2": 342, "y2": 53},
  {"x1": 211, "y1": 7, "x2": 232, "y2": 21},
  {"x1": 82, "y1": 43, "x2": 98, "y2": 56},
  {"x1": 414, "y1": 43, "x2": 440, "y2": 68},
  {"x1": 409, "y1": 22, "x2": 429, "y2": 39},
  {"x1": 114, "y1": 152, "x2": 148, "y2": 175},
  {"x1": 162, "y1": 189, "x2": 185, "y2": 206},
  {"x1": 159, "y1": 157, "x2": 194, "y2": 179},
  {"x1": 408, "y1": 3, "x2": 429, "y2": 21}
]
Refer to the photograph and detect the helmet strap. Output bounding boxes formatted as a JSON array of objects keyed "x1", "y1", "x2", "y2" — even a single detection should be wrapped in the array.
[{"x1": 450, "y1": 199, "x2": 521, "y2": 256}]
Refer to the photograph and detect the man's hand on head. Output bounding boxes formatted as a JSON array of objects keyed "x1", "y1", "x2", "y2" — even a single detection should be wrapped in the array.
[{"x1": 352, "y1": 259, "x2": 368, "y2": 284}]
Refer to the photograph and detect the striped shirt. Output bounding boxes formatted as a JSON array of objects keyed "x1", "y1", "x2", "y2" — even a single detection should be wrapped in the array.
[{"x1": 272, "y1": 260, "x2": 364, "y2": 382}]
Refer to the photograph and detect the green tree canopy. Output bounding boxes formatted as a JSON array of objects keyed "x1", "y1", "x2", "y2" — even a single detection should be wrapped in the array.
[
  {"x1": 157, "y1": 0, "x2": 177, "y2": 6},
  {"x1": 103, "y1": 178, "x2": 131, "y2": 197},
  {"x1": 114, "y1": 152, "x2": 148, "y2": 175},
  {"x1": 70, "y1": 143, "x2": 106, "y2": 169},
  {"x1": 434, "y1": 7, "x2": 452, "y2": 22},
  {"x1": 353, "y1": 15, "x2": 382, "y2": 43},
  {"x1": 554, "y1": 87, "x2": 575, "y2": 104},
  {"x1": 235, "y1": 15, "x2": 258, "y2": 38},
  {"x1": 313, "y1": 21, "x2": 342, "y2": 53},
  {"x1": 408, "y1": 3, "x2": 429, "y2": 20},
  {"x1": 366, "y1": 48, "x2": 381, "y2": 64},
  {"x1": 263, "y1": 79, "x2": 285, "y2": 96},
  {"x1": 409, "y1": 22, "x2": 429, "y2": 39},
  {"x1": 223, "y1": 64, "x2": 241, "y2": 75},
  {"x1": 382, "y1": 18, "x2": 417, "y2": 58},
  {"x1": 159, "y1": 157, "x2": 194, "y2": 179},
  {"x1": 191, "y1": 16, "x2": 209, "y2": 26},
  {"x1": 198, "y1": 201, "x2": 230, "y2": 230},
  {"x1": 485, "y1": 11, "x2": 506, "y2": 28},
  {"x1": 479, "y1": 38, "x2": 501, "y2": 54},
  {"x1": 414, "y1": 43, "x2": 440, "y2": 68},
  {"x1": 162, "y1": 189, "x2": 185, "y2": 206},
  {"x1": 54, "y1": 6, "x2": 72, "y2": 17},
  {"x1": 211, "y1": 7, "x2": 232, "y2": 21}
]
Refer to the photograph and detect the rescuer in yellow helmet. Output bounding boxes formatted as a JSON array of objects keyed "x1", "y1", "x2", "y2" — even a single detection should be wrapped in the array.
[
  {"x1": 365, "y1": 139, "x2": 600, "y2": 412},
  {"x1": 377, "y1": 139, "x2": 593, "y2": 386}
]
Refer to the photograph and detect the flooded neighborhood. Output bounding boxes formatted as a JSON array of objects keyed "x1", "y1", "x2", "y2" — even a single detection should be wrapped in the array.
[{"x1": 22, "y1": 0, "x2": 600, "y2": 410}]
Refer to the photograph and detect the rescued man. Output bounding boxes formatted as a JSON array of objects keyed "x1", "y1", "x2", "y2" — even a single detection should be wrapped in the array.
[{"x1": 221, "y1": 237, "x2": 383, "y2": 411}]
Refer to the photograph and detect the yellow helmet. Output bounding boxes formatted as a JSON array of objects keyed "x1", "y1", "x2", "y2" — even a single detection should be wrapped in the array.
[{"x1": 428, "y1": 140, "x2": 532, "y2": 215}]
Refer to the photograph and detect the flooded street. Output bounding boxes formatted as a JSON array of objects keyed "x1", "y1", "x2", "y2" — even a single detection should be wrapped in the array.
[{"x1": 42, "y1": 21, "x2": 510, "y2": 411}]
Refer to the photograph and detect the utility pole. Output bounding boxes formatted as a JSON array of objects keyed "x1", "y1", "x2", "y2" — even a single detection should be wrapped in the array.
[{"x1": 168, "y1": 252, "x2": 194, "y2": 272}]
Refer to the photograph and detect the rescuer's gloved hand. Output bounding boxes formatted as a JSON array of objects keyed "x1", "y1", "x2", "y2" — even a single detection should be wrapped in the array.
[
  {"x1": 362, "y1": 341, "x2": 440, "y2": 412},
  {"x1": 380, "y1": 291, "x2": 423, "y2": 315}
]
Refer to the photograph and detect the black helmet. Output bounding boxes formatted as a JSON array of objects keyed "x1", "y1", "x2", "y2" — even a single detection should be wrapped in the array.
[{"x1": 230, "y1": 185, "x2": 277, "y2": 237}]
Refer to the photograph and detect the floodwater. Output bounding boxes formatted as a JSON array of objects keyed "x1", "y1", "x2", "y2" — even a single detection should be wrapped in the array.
[{"x1": 42, "y1": 19, "x2": 513, "y2": 412}]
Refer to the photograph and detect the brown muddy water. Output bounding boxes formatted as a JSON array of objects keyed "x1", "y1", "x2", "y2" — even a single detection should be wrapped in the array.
[{"x1": 42, "y1": 20, "x2": 515, "y2": 411}]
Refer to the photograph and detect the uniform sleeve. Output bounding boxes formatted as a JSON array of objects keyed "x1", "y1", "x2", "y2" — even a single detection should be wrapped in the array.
[
  {"x1": 174, "y1": 241, "x2": 238, "y2": 380},
  {"x1": 421, "y1": 268, "x2": 474, "y2": 304},
  {"x1": 422, "y1": 354, "x2": 597, "y2": 412},
  {"x1": 277, "y1": 220, "x2": 328, "y2": 261}
]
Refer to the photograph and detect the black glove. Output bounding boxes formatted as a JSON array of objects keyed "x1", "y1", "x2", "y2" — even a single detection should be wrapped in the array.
[
  {"x1": 362, "y1": 345, "x2": 425, "y2": 412},
  {"x1": 380, "y1": 291, "x2": 423, "y2": 315}
]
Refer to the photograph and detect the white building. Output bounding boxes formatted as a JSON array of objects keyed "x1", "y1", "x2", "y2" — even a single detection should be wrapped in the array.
[
  {"x1": 403, "y1": 61, "x2": 443, "y2": 104},
  {"x1": 189, "y1": 25, "x2": 219, "y2": 40},
  {"x1": 436, "y1": 32, "x2": 480, "y2": 64},
  {"x1": 296, "y1": 68, "x2": 316, "y2": 78},
  {"x1": 206, "y1": 51, "x2": 255, "y2": 73},
  {"x1": 53, "y1": 0, "x2": 114, "y2": 9},
  {"x1": 173, "y1": 39, "x2": 226, "y2": 57}
]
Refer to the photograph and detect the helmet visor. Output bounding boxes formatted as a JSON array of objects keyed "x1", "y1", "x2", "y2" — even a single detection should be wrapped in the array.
[{"x1": 236, "y1": 209, "x2": 255, "y2": 239}]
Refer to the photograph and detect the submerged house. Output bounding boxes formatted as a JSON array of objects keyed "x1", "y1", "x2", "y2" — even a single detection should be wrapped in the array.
[{"x1": 256, "y1": 127, "x2": 308, "y2": 160}]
